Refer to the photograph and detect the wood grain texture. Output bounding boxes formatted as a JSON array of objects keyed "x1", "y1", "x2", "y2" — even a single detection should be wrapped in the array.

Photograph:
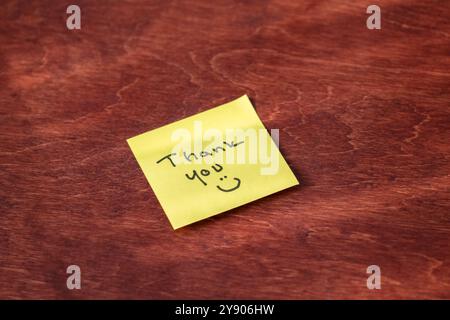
[{"x1": 0, "y1": 0, "x2": 449, "y2": 299}]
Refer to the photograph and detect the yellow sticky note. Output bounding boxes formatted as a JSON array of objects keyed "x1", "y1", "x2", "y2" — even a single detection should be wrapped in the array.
[{"x1": 127, "y1": 95, "x2": 299, "y2": 229}]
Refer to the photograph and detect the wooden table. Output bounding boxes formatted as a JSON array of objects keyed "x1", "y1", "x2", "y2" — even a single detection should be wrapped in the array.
[{"x1": 1, "y1": 0, "x2": 449, "y2": 299}]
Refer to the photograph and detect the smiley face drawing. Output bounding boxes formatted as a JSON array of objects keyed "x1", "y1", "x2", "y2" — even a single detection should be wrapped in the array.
[{"x1": 216, "y1": 175, "x2": 241, "y2": 192}]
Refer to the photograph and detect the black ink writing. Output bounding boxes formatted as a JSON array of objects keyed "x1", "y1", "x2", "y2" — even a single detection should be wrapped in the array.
[
  {"x1": 156, "y1": 141, "x2": 244, "y2": 193},
  {"x1": 156, "y1": 153, "x2": 177, "y2": 167}
]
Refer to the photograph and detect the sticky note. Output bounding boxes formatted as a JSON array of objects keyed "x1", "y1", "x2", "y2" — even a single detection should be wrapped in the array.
[{"x1": 127, "y1": 95, "x2": 299, "y2": 229}]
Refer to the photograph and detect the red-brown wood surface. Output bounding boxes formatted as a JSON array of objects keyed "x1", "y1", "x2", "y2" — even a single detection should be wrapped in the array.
[{"x1": 1, "y1": 0, "x2": 449, "y2": 299}]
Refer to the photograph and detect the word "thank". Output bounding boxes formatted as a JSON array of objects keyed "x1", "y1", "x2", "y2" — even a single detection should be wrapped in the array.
[{"x1": 156, "y1": 140, "x2": 243, "y2": 167}]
